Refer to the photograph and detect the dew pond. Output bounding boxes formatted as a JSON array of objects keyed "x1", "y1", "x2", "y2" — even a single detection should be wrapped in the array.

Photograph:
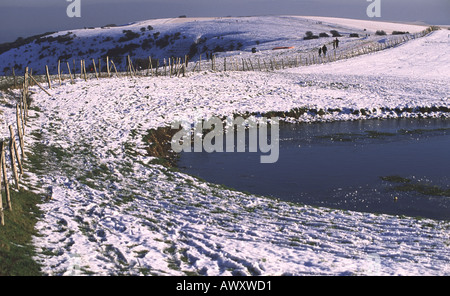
[{"x1": 179, "y1": 118, "x2": 450, "y2": 220}]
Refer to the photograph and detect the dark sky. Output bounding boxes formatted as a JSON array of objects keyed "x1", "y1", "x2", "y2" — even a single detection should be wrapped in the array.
[{"x1": 0, "y1": 0, "x2": 449, "y2": 43}]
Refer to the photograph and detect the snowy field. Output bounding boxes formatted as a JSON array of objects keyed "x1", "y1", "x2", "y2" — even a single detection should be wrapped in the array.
[{"x1": 0, "y1": 17, "x2": 449, "y2": 276}]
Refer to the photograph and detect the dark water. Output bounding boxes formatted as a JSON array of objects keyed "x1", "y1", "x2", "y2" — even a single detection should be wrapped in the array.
[{"x1": 179, "y1": 119, "x2": 450, "y2": 220}]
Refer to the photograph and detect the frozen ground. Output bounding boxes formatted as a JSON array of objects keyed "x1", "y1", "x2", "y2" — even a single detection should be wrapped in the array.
[{"x1": 0, "y1": 18, "x2": 449, "y2": 276}]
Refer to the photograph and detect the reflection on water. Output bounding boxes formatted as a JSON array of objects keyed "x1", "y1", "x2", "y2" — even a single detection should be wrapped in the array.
[{"x1": 179, "y1": 119, "x2": 450, "y2": 220}]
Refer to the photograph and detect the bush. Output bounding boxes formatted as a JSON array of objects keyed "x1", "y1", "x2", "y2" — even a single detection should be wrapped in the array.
[
  {"x1": 319, "y1": 32, "x2": 330, "y2": 37},
  {"x1": 134, "y1": 58, "x2": 151, "y2": 70},
  {"x1": 304, "y1": 31, "x2": 319, "y2": 40},
  {"x1": 147, "y1": 25, "x2": 154, "y2": 31},
  {"x1": 105, "y1": 43, "x2": 140, "y2": 57},
  {"x1": 349, "y1": 33, "x2": 359, "y2": 38},
  {"x1": 304, "y1": 35, "x2": 319, "y2": 40},
  {"x1": 375, "y1": 30, "x2": 387, "y2": 36},
  {"x1": 214, "y1": 45, "x2": 225, "y2": 53},
  {"x1": 155, "y1": 35, "x2": 170, "y2": 48},
  {"x1": 330, "y1": 30, "x2": 342, "y2": 37},
  {"x1": 118, "y1": 30, "x2": 140, "y2": 42},
  {"x1": 141, "y1": 38, "x2": 153, "y2": 50},
  {"x1": 392, "y1": 31, "x2": 409, "y2": 35},
  {"x1": 188, "y1": 42, "x2": 198, "y2": 57}
]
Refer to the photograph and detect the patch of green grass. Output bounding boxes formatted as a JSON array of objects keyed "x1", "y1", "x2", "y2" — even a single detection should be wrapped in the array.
[
  {"x1": 27, "y1": 132, "x2": 75, "y2": 175},
  {"x1": 134, "y1": 250, "x2": 149, "y2": 259},
  {"x1": 398, "y1": 128, "x2": 449, "y2": 136},
  {"x1": 394, "y1": 183, "x2": 450, "y2": 197},
  {"x1": 290, "y1": 237, "x2": 301, "y2": 243},
  {"x1": 381, "y1": 175, "x2": 450, "y2": 197},
  {"x1": 365, "y1": 130, "x2": 396, "y2": 138},
  {"x1": 164, "y1": 246, "x2": 176, "y2": 255},
  {"x1": 149, "y1": 157, "x2": 173, "y2": 167},
  {"x1": 211, "y1": 207, "x2": 227, "y2": 214},
  {"x1": 380, "y1": 175, "x2": 412, "y2": 184},
  {"x1": 76, "y1": 163, "x2": 111, "y2": 187},
  {"x1": 316, "y1": 133, "x2": 360, "y2": 142},
  {"x1": 0, "y1": 189, "x2": 43, "y2": 276}
]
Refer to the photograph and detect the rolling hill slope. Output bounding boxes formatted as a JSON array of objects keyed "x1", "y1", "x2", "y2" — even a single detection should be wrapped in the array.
[{"x1": 0, "y1": 15, "x2": 428, "y2": 75}]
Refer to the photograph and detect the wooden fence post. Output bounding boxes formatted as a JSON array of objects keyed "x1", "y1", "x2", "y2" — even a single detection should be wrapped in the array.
[
  {"x1": 16, "y1": 105, "x2": 25, "y2": 161},
  {"x1": 12, "y1": 68, "x2": 17, "y2": 88},
  {"x1": 0, "y1": 151, "x2": 3, "y2": 225},
  {"x1": 58, "y1": 60, "x2": 62, "y2": 86},
  {"x1": 110, "y1": 60, "x2": 118, "y2": 76},
  {"x1": 1, "y1": 142, "x2": 11, "y2": 211},
  {"x1": 0, "y1": 165, "x2": 3, "y2": 225},
  {"x1": 148, "y1": 57, "x2": 153, "y2": 77},
  {"x1": 45, "y1": 65, "x2": 52, "y2": 89},
  {"x1": 98, "y1": 58, "x2": 102, "y2": 78},
  {"x1": 128, "y1": 55, "x2": 136, "y2": 77},
  {"x1": 192, "y1": 61, "x2": 199, "y2": 73},
  {"x1": 83, "y1": 60, "x2": 87, "y2": 81},
  {"x1": 29, "y1": 75, "x2": 52, "y2": 96},
  {"x1": 67, "y1": 62, "x2": 74, "y2": 84},
  {"x1": 92, "y1": 59, "x2": 99, "y2": 80},
  {"x1": 163, "y1": 58, "x2": 167, "y2": 76},
  {"x1": 20, "y1": 87, "x2": 26, "y2": 129},
  {"x1": 106, "y1": 56, "x2": 111, "y2": 77},
  {"x1": 248, "y1": 59, "x2": 254, "y2": 71},
  {"x1": 24, "y1": 67, "x2": 29, "y2": 89},
  {"x1": 8, "y1": 126, "x2": 20, "y2": 189}
]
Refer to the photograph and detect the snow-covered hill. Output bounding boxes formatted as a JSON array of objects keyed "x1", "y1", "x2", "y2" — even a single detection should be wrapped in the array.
[
  {"x1": 0, "y1": 15, "x2": 428, "y2": 75},
  {"x1": 0, "y1": 16, "x2": 448, "y2": 276}
]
